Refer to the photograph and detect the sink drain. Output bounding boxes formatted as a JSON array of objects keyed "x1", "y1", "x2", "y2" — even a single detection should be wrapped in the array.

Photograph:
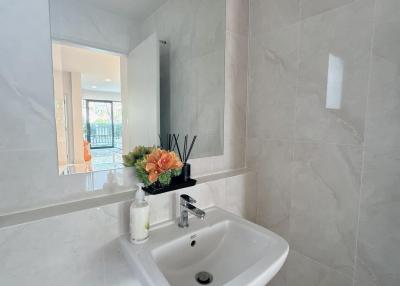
[{"x1": 195, "y1": 271, "x2": 213, "y2": 285}]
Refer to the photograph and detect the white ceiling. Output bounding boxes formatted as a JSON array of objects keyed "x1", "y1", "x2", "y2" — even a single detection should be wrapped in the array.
[
  {"x1": 52, "y1": 42, "x2": 121, "y2": 93},
  {"x1": 81, "y1": 0, "x2": 168, "y2": 21}
]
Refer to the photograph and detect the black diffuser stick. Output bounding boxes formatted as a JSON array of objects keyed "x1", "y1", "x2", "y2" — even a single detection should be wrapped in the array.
[
  {"x1": 184, "y1": 135, "x2": 197, "y2": 163},
  {"x1": 171, "y1": 134, "x2": 179, "y2": 151},
  {"x1": 183, "y1": 135, "x2": 188, "y2": 163},
  {"x1": 173, "y1": 134, "x2": 183, "y2": 161}
]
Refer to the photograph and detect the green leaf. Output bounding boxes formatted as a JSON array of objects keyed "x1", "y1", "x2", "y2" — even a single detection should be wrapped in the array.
[
  {"x1": 134, "y1": 157, "x2": 150, "y2": 185},
  {"x1": 172, "y1": 168, "x2": 182, "y2": 177},
  {"x1": 158, "y1": 171, "x2": 172, "y2": 186}
]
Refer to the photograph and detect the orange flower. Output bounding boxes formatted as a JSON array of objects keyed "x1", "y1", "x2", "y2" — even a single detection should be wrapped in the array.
[
  {"x1": 144, "y1": 148, "x2": 183, "y2": 183},
  {"x1": 158, "y1": 152, "x2": 183, "y2": 171}
]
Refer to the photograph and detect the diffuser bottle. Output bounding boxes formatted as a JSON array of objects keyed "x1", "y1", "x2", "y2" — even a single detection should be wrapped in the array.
[{"x1": 130, "y1": 183, "x2": 150, "y2": 244}]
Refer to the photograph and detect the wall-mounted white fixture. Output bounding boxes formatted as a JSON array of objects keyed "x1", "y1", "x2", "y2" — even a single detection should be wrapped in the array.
[{"x1": 326, "y1": 54, "x2": 344, "y2": 110}]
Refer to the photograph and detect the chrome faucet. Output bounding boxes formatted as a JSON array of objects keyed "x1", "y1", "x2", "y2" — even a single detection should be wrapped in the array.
[{"x1": 178, "y1": 194, "x2": 206, "y2": 228}]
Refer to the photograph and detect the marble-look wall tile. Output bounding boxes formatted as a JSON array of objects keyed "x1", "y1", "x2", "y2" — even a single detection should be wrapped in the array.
[
  {"x1": 225, "y1": 31, "x2": 248, "y2": 140},
  {"x1": 190, "y1": 0, "x2": 249, "y2": 176},
  {"x1": 365, "y1": 0, "x2": 400, "y2": 151},
  {"x1": 247, "y1": 138, "x2": 293, "y2": 240},
  {"x1": 225, "y1": 172, "x2": 257, "y2": 221},
  {"x1": 248, "y1": 0, "x2": 400, "y2": 285},
  {"x1": 0, "y1": 207, "x2": 140, "y2": 286},
  {"x1": 49, "y1": 0, "x2": 135, "y2": 54},
  {"x1": 147, "y1": 191, "x2": 176, "y2": 225},
  {"x1": 223, "y1": 136, "x2": 247, "y2": 170},
  {"x1": 355, "y1": 148, "x2": 400, "y2": 286},
  {"x1": 249, "y1": 0, "x2": 300, "y2": 36},
  {"x1": 354, "y1": 279, "x2": 377, "y2": 286},
  {"x1": 294, "y1": 0, "x2": 374, "y2": 145},
  {"x1": 300, "y1": 0, "x2": 355, "y2": 20},
  {"x1": 141, "y1": 0, "x2": 226, "y2": 159},
  {"x1": 0, "y1": 149, "x2": 60, "y2": 214},
  {"x1": 290, "y1": 143, "x2": 362, "y2": 277},
  {"x1": 191, "y1": 0, "x2": 226, "y2": 58},
  {"x1": 372, "y1": 0, "x2": 400, "y2": 64},
  {"x1": 365, "y1": 55, "x2": 400, "y2": 152},
  {"x1": 0, "y1": 0, "x2": 55, "y2": 151},
  {"x1": 247, "y1": 24, "x2": 300, "y2": 140},
  {"x1": 262, "y1": 251, "x2": 355, "y2": 286},
  {"x1": 286, "y1": 250, "x2": 353, "y2": 286}
]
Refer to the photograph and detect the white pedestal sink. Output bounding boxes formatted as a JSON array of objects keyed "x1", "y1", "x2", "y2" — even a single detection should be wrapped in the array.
[{"x1": 119, "y1": 207, "x2": 289, "y2": 286}]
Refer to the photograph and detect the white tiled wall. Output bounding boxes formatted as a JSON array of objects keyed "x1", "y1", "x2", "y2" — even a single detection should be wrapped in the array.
[
  {"x1": 49, "y1": 0, "x2": 138, "y2": 54},
  {"x1": 247, "y1": 1, "x2": 400, "y2": 285}
]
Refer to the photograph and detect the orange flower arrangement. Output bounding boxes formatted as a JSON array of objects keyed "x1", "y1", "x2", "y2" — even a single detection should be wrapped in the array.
[
  {"x1": 123, "y1": 146, "x2": 183, "y2": 186},
  {"x1": 145, "y1": 149, "x2": 183, "y2": 183}
]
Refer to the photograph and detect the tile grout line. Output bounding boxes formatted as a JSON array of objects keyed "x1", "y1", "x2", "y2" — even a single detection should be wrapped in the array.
[
  {"x1": 352, "y1": 0, "x2": 378, "y2": 285},
  {"x1": 244, "y1": 0, "x2": 251, "y2": 171},
  {"x1": 294, "y1": 248, "x2": 355, "y2": 281},
  {"x1": 287, "y1": 0, "x2": 303, "y2": 254},
  {"x1": 301, "y1": 0, "x2": 360, "y2": 22},
  {"x1": 246, "y1": 0, "x2": 260, "y2": 224},
  {"x1": 294, "y1": 250, "x2": 352, "y2": 280},
  {"x1": 246, "y1": 137, "x2": 366, "y2": 148}
]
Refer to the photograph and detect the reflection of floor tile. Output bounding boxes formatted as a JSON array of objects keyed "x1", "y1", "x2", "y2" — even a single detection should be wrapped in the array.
[{"x1": 91, "y1": 148, "x2": 123, "y2": 171}]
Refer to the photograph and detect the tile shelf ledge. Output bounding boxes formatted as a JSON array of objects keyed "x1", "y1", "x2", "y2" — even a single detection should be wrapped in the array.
[{"x1": 0, "y1": 168, "x2": 250, "y2": 229}]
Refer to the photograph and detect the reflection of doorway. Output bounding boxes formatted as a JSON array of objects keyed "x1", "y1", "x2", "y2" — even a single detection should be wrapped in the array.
[
  {"x1": 53, "y1": 41, "x2": 124, "y2": 174},
  {"x1": 83, "y1": 99, "x2": 123, "y2": 171},
  {"x1": 85, "y1": 100, "x2": 114, "y2": 149}
]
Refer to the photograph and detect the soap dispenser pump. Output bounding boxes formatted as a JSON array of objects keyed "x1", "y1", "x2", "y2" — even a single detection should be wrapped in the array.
[{"x1": 130, "y1": 183, "x2": 150, "y2": 244}]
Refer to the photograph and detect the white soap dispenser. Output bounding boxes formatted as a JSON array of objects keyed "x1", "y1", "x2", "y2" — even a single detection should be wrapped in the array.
[{"x1": 130, "y1": 183, "x2": 150, "y2": 244}]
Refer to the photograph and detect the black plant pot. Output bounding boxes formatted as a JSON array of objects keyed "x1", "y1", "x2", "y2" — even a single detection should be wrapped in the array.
[
  {"x1": 143, "y1": 175, "x2": 196, "y2": 195},
  {"x1": 179, "y1": 163, "x2": 191, "y2": 182},
  {"x1": 142, "y1": 163, "x2": 195, "y2": 195}
]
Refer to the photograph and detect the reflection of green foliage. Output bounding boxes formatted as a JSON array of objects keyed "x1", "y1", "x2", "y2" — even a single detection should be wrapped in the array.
[{"x1": 123, "y1": 146, "x2": 155, "y2": 167}]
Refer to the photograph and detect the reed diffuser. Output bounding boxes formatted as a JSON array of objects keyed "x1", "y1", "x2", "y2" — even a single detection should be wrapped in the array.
[{"x1": 173, "y1": 134, "x2": 197, "y2": 182}]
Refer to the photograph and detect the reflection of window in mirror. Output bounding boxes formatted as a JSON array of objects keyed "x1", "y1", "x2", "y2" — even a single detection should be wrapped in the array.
[{"x1": 52, "y1": 42, "x2": 123, "y2": 174}]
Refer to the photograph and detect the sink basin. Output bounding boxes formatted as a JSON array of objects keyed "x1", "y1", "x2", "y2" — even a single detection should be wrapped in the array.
[{"x1": 120, "y1": 207, "x2": 289, "y2": 286}]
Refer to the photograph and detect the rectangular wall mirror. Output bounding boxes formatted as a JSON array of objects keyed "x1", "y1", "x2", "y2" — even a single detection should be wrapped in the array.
[{"x1": 49, "y1": 0, "x2": 226, "y2": 175}]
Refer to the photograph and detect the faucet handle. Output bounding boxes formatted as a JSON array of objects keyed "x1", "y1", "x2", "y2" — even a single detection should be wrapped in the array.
[{"x1": 180, "y1": 194, "x2": 196, "y2": 204}]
